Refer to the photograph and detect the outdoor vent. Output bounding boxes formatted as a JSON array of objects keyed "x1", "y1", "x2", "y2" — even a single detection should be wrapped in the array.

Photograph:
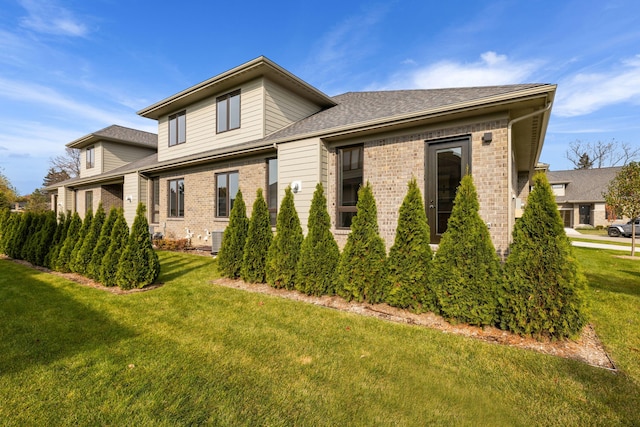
[{"x1": 210, "y1": 231, "x2": 224, "y2": 255}]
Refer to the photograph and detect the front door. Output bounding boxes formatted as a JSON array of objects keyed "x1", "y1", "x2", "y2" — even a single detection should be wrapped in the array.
[
  {"x1": 426, "y1": 137, "x2": 471, "y2": 243},
  {"x1": 579, "y1": 204, "x2": 592, "y2": 225}
]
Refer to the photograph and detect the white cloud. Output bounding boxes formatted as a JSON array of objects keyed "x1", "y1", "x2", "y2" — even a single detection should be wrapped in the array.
[
  {"x1": 18, "y1": 0, "x2": 89, "y2": 37},
  {"x1": 375, "y1": 51, "x2": 542, "y2": 90},
  {"x1": 554, "y1": 55, "x2": 640, "y2": 117}
]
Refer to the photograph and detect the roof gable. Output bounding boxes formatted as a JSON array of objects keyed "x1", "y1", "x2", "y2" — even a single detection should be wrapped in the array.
[{"x1": 66, "y1": 125, "x2": 158, "y2": 149}]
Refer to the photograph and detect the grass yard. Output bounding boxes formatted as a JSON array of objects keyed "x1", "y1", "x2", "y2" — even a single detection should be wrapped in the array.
[{"x1": 1, "y1": 249, "x2": 639, "y2": 426}]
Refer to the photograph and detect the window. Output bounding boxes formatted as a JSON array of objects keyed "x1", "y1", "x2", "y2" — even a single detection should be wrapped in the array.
[
  {"x1": 216, "y1": 171, "x2": 239, "y2": 218},
  {"x1": 217, "y1": 90, "x2": 240, "y2": 133},
  {"x1": 85, "y1": 191, "x2": 93, "y2": 213},
  {"x1": 168, "y1": 179, "x2": 184, "y2": 218},
  {"x1": 169, "y1": 111, "x2": 186, "y2": 146},
  {"x1": 86, "y1": 146, "x2": 95, "y2": 169},
  {"x1": 267, "y1": 158, "x2": 278, "y2": 226},
  {"x1": 337, "y1": 145, "x2": 363, "y2": 228},
  {"x1": 151, "y1": 177, "x2": 160, "y2": 223}
]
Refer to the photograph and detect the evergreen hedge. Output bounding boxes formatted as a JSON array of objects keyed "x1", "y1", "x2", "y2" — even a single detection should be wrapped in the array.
[
  {"x1": 45, "y1": 212, "x2": 69, "y2": 269},
  {"x1": 431, "y1": 174, "x2": 501, "y2": 326},
  {"x1": 500, "y1": 172, "x2": 588, "y2": 339},
  {"x1": 241, "y1": 188, "x2": 272, "y2": 283},
  {"x1": 55, "y1": 212, "x2": 82, "y2": 272},
  {"x1": 336, "y1": 182, "x2": 388, "y2": 303},
  {"x1": 6, "y1": 212, "x2": 29, "y2": 260},
  {"x1": 266, "y1": 186, "x2": 303, "y2": 289},
  {"x1": 386, "y1": 178, "x2": 433, "y2": 311},
  {"x1": 217, "y1": 189, "x2": 248, "y2": 279},
  {"x1": 87, "y1": 207, "x2": 118, "y2": 280},
  {"x1": 100, "y1": 208, "x2": 128, "y2": 287},
  {"x1": 116, "y1": 203, "x2": 160, "y2": 289},
  {"x1": 0, "y1": 208, "x2": 10, "y2": 253},
  {"x1": 32, "y1": 211, "x2": 57, "y2": 267},
  {"x1": 295, "y1": 183, "x2": 340, "y2": 296},
  {"x1": 73, "y1": 203, "x2": 105, "y2": 276},
  {"x1": 69, "y1": 209, "x2": 93, "y2": 273},
  {"x1": 21, "y1": 212, "x2": 41, "y2": 263}
]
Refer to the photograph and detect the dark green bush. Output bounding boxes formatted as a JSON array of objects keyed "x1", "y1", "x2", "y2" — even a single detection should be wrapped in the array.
[
  {"x1": 431, "y1": 174, "x2": 501, "y2": 326},
  {"x1": 217, "y1": 189, "x2": 248, "y2": 279},
  {"x1": 21, "y1": 211, "x2": 42, "y2": 263},
  {"x1": 87, "y1": 207, "x2": 118, "y2": 280},
  {"x1": 500, "y1": 172, "x2": 588, "y2": 339},
  {"x1": 0, "y1": 208, "x2": 10, "y2": 253},
  {"x1": 6, "y1": 212, "x2": 30, "y2": 260},
  {"x1": 74, "y1": 203, "x2": 105, "y2": 276},
  {"x1": 336, "y1": 182, "x2": 388, "y2": 303},
  {"x1": 45, "y1": 212, "x2": 69, "y2": 269},
  {"x1": 1, "y1": 212, "x2": 19, "y2": 256},
  {"x1": 55, "y1": 212, "x2": 82, "y2": 272},
  {"x1": 100, "y1": 209, "x2": 128, "y2": 287},
  {"x1": 69, "y1": 209, "x2": 93, "y2": 273},
  {"x1": 32, "y1": 211, "x2": 57, "y2": 267},
  {"x1": 386, "y1": 178, "x2": 433, "y2": 311},
  {"x1": 295, "y1": 183, "x2": 340, "y2": 296},
  {"x1": 266, "y1": 186, "x2": 303, "y2": 290},
  {"x1": 241, "y1": 188, "x2": 272, "y2": 283},
  {"x1": 116, "y1": 203, "x2": 160, "y2": 289}
]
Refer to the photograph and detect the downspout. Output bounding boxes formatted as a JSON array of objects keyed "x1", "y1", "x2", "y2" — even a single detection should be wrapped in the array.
[{"x1": 506, "y1": 102, "x2": 553, "y2": 242}]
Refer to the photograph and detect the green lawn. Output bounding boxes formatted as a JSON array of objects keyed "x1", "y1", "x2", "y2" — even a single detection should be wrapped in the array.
[{"x1": 1, "y1": 249, "x2": 639, "y2": 426}]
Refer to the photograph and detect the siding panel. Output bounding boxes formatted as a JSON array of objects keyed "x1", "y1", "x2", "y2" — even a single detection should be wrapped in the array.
[{"x1": 265, "y1": 80, "x2": 322, "y2": 136}]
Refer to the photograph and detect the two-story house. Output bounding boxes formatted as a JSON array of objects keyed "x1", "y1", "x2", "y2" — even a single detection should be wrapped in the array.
[{"x1": 48, "y1": 56, "x2": 556, "y2": 256}]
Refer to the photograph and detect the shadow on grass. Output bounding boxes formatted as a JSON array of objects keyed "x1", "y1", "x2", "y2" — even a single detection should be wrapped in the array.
[
  {"x1": 157, "y1": 251, "x2": 216, "y2": 283},
  {"x1": 585, "y1": 270, "x2": 640, "y2": 298},
  {"x1": 0, "y1": 260, "x2": 136, "y2": 375}
]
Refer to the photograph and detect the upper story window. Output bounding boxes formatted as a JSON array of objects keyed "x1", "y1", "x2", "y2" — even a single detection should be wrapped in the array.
[
  {"x1": 337, "y1": 145, "x2": 363, "y2": 228},
  {"x1": 169, "y1": 111, "x2": 186, "y2": 146},
  {"x1": 216, "y1": 171, "x2": 239, "y2": 218},
  {"x1": 168, "y1": 178, "x2": 185, "y2": 218},
  {"x1": 267, "y1": 158, "x2": 278, "y2": 226},
  {"x1": 86, "y1": 146, "x2": 95, "y2": 169},
  {"x1": 217, "y1": 90, "x2": 240, "y2": 133}
]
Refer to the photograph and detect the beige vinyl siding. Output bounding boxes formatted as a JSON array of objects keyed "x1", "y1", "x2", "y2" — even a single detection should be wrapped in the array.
[
  {"x1": 157, "y1": 78, "x2": 265, "y2": 163},
  {"x1": 102, "y1": 142, "x2": 155, "y2": 173},
  {"x1": 123, "y1": 173, "x2": 140, "y2": 226},
  {"x1": 264, "y1": 79, "x2": 322, "y2": 136},
  {"x1": 80, "y1": 143, "x2": 103, "y2": 177},
  {"x1": 278, "y1": 138, "x2": 323, "y2": 233}
]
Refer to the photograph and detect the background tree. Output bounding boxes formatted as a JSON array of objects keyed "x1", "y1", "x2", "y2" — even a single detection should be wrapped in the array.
[
  {"x1": 566, "y1": 139, "x2": 640, "y2": 169},
  {"x1": 100, "y1": 209, "x2": 128, "y2": 287},
  {"x1": 386, "y1": 178, "x2": 433, "y2": 311},
  {"x1": 336, "y1": 182, "x2": 388, "y2": 303},
  {"x1": 87, "y1": 207, "x2": 118, "y2": 280},
  {"x1": 266, "y1": 186, "x2": 303, "y2": 289},
  {"x1": 0, "y1": 169, "x2": 18, "y2": 210},
  {"x1": 500, "y1": 172, "x2": 588, "y2": 339},
  {"x1": 604, "y1": 161, "x2": 640, "y2": 256},
  {"x1": 50, "y1": 147, "x2": 80, "y2": 178},
  {"x1": 295, "y1": 183, "x2": 340, "y2": 296},
  {"x1": 25, "y1": 189, "x2": 49, "y2": 212},
  {"x1": 42, "y1": 167, "x2": 71, "y2": 187},
  {"x1": 241, "y1": 188, "x2": 272, "y2": 283},
  {"x1": 430, "y1": 174, "x2": 501, "y2": 326},
  {"x1": 74, "y1": 203, "x2": 105, "y2": 276},
  {"x1": 217, "y1": 189, "x2": 248, "y2": 279},
  {"x1": 116, "y1": 203, "x2": 160, "y2": 289}
]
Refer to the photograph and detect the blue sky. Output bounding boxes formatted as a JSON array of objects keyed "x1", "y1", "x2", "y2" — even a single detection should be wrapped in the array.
[{"x1": 1, "y1": 0, "x2": 639, "y2": 195}]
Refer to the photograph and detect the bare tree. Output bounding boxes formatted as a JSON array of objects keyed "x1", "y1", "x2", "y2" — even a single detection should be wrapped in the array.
[
  {"x1": 50, "y1": 147, "x2": 80, "y2": 178},
  {"x1": 566, "y1": 139, "x2": 640, "y2": 169}
]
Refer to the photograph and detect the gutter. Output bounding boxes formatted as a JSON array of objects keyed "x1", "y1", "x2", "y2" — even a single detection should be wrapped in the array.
[{"x1": 506, "y1": 101, "x2": 553, "y2": 242}]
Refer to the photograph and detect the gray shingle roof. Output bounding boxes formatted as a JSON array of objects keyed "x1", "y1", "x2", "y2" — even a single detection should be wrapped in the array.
[
  {"x1": 66, "y1": 124, "x2": 158, "y2": 149},
  {"x1": 547, "y1": 167, "x2": 622, "y2": 202},
  {"x1": 264, "y1": 84, "x2": 548, "y2": 141}
]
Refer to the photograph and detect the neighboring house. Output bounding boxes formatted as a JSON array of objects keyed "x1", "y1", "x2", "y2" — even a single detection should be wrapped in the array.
[
  {"x1": 48, "y1": 56, "x2": 556, "y2": 255},
  {"x1": 546, "y1": 167, "x2": 622, "y2": 228}
]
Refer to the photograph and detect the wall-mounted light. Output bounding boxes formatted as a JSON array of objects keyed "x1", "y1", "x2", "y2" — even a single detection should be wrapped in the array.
[
  {"x1": 57, "y1": 203, "x2": 63, "y2": 208},
  {"x1": 291, "y1": 181, "x2": 302, "y2": 193},
  {"x1": 482, "y1": 132, "x2": 493, "y2": 144},
  {"x1": 126, "y1": 195, "x2": 133, "y2": 202}
]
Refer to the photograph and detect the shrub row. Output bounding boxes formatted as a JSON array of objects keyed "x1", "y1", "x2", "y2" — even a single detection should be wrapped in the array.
[
  {"x1": 0, "y1": 202, "x2": 159, "y2": 290},
  {"x1": 216, "y1": 173, "x2": 587, "y2": 339}
]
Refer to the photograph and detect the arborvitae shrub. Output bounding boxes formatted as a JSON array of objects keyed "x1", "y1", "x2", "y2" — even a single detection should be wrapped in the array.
[
  {"x1": 217, "y1": 189, "x2": 248, "y2": 279},
  {"x1": 6, "y1": 212, "x2": 29, "y2": 260},
  {"x1": 100, "y1": 209, "x2": 128, "y2": 287},
  {"x1": 241, "y1": 188, "x2": 272, "y2": 283},
  {"x1": 69, "y1": 209, "x2": 93, "y2": 273},
  {"x1": 0, "y1": 208, "x2": 10, "y2": 252},
  {"x1": 336, "y1": 182, "x2": 388, "y2": 303},
  {"x1": 55, "y1": 212, "x2": 82, "y2": 272},
  {"x1": 87, "y1": 207, "x2": 118, "y2": 280},
  {"x1": 74, "y1": 203, "x2": 105, "y2": 276},
  {"x1": 1, "y1": 212, "x2": 19, "y2": 256},
  {"x1": 33, "y1": 211, "x2": 57, "y2": 267},
  {"x1": 386, "y1": 178, "x2": 433, "y2": 311},
  {"x1": 266, "y1": 187, "x2": 303, "y2": 289},
  {"x1": 116, "y1": 203, "x2": 160, "y2": 289},
  {"x1": 45, "y1": 212, "x2": 69, "y2": 269},
  {"x1": 21, "y1": 212, "x2": 42, "y2": 263},
  {"x1": 295, "y1": 183, "x2": 340, "y2": 296},
  {"x1": 500, "y1": 172, "x2": 588, "y2": 339},
  {"x1": 431, "y1": 174, "x2": 501, "y2": 326}
]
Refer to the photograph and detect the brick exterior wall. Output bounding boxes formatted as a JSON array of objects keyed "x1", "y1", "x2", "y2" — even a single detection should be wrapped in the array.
[
  {"x1": 153, "y1": 155, "x2": 269, "y2": 246},
  {"x1": 326, "y1": 116, "x2": 513, "y2": 255},
  {"x1": 101, "y1": 184, "x2": 123, "y2": 213}
]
